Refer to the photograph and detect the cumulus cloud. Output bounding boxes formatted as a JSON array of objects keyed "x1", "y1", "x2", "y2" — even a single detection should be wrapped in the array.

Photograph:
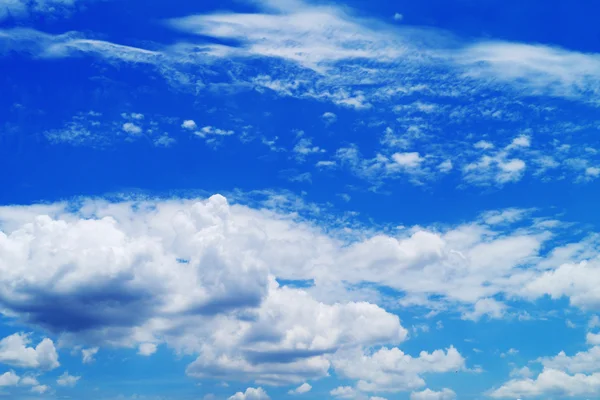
[
  {"x1": 31, "y1": 384, "x2": 49, "y2": 393},
  {"x1": 81, "y1": 347, "x2": 98, "y2": 364},
  {"x1": 0, "y1": 195, "x2": 409, "y2": 385},
  {"x1": 330, "y1": 386, "x2": 359, "y2": 398},
  {"x1": 122, "y1": 122, "x2": 142, "y2": 134},
  {"x1": 410, "y1": 388, "x2": 456, "y2": 400},
  {"x1": 0, "y1": 194, "x2": 599, "y2": 389},
  {"x1": 288, "y1": 382, "x2": 311, "y2": 395},
  {"x1": 228, "y1": 387, "x2": 270, "y2": 400},
  {"x1": 181, "y1": 120, "x2": 197, "y2": 130},
  {"x1": 332, "y1": 346, "x2": 465, "y2": 392},
  {"x1": 57, "y1": 371, "x2": 80, "y2": 387},
  {"x1": 0, "y1": 370, "x2": 19, "y2": 387},
  {"x1": 0, "y1": 333, "x2": 59, "y2": 370},
  {"x1": 322, "y1": 112, "x2": 337, "y2": 124},
  {"x1": 489, "y1": 368, "x2": 600, "y2": 398},
  {"x1": 138, "y1": 343, "x2": 158, "y2": 356}
]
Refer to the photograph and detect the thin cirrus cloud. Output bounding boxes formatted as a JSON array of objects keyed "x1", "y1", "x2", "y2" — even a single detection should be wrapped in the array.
[{"x1": 1, "y1": 0, "x2": 600, "y2": 106}]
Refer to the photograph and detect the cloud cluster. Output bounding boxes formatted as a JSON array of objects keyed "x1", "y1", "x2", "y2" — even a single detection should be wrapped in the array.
[
  {"x1": 1, "y1": 194, "x2": 600, "y2": 392},
  {"x1": 0, "y1": 333, "x2": 59, "y2": 370}
]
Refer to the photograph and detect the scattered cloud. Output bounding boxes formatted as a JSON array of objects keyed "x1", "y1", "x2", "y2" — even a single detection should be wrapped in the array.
[
  {"x1": 410, "y1": 388, "x2": 456, "y2": 400},
  {"x1": 288, "y1": 383, "x2": 311, "y2": 395},
  {"x1": 138, "y1": 343, "x2": 158, "y2": 356},
  {"x1": 0, "y1": 333, "x2": 59, "y2": 370},
  {"x1": 81, "y1": 347, "x2": 98, "y2": 364},
  {"x1": 122, "y1": 122, "x2": 142, "y2": 134},
  {"x1": 228, "y1": 387, "x2": 270, "y2": 400},
  {"x1": 57, "y1": 371, "x2": 80, "y2": 387}
]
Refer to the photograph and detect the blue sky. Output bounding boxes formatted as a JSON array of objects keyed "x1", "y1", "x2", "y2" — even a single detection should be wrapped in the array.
[{"x1": 2, "y1": 0, "x2": 600, "y2": 399}]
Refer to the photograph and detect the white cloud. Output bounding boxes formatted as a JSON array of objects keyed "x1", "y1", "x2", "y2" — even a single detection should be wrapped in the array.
[
  {"x1": 393, "y1": 13, "x2": 403, "y2": 21},
  {"x1": 330, "y1": 386, "x2": 358, "y2": 399},
  {"x1": 3, "y1": 194, "x2": 600, "y2": 389},
  {"x1": 0, "y1": 333, "x2": 59, "y2": 370},
  {"x1": 19, "y1": 376, "x2": 39, "y2": 386},
  {"x1": 489, "y1": 368, "x2": 600, "y2": 398},
  {"x1": 57, "y1": 371, "x2": 80, "y2": 387},
  {"x1": 332, "y1": 346, "x2": 465, "y2": 392},
  {"x1": 537, "y1": 346, "x2": 600, "y2": 374},
  {"x1": 316, "y1": 160, "x2": 336, "y2": 168},
  {"x1": 523, "y1": 259, "x2": 600, "y2": 309},
  {"x1": 0, "y1": 0, "x2": 79, "y2": 20},
  {"x1": 462, "y1": 298, "x2": 506, "y2": 321},
  {"x1": 437, "y1": 160, "x2": 453, "y2": 173},
  {"x1": 154, "y1": 134, "x2": 176, "y2": 148},
  {"x1": 510, "y1": 366, "x2": 533, "y2": 379},
  {"x1": 228, "y1": 387, "x2": 270, "y2": 400},
  {"x1": 138, "y1": 343, "x2": 158, "y2": 356},
  {"x1": 288, "y1": 382, "x2": 311, "y2": 395},
  {"x1": 410, "y1": 388, "x2": 456, "y2": 400},
  {"x1": 588, "y1": 333, "x2": 600, "y2": 345},
  {"x1": 293, "y1": 137, "x2": 325, "y2": 159},
  {"x1": 195, "y1": 126, "x2": 234, "y2": 137},
  {"x1": 31, "y1": 384, "x2": 49, "y2": 393},
  {"x1": 391, "y1": 152, "x2": 423, "y2": 168},
  {"x1": 182, "y1": 120, "x2": 197, "y2": 130},
  {"x1": 81, "y1": 347, "x2": 98, "y2": 364},
  {"x1": 0, "y1": 370, "x2": 19, "y2": 387},
  {"x1": 507, "y1": 135, "x2": 531, "y2": 149},
  {"x1": 322, "y1": 112, "x2": 337, "y2": 124},
  {"x1": 122, "y1": 122, "x2": 142, "y2": 134},
  {"x1": 474, "y1": 140, "x2": 494, "y2": 150},
  {"x1": 586, "y1": 167, "x2": 600, "y2": 177}
]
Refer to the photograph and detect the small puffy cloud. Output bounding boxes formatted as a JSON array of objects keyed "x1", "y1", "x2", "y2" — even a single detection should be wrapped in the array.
[
  {"x1": 322, "y1": 112, "x2": 337, "y2": 124},
  {"x1": 392, "y1": 152, "x2": 423, "y2": 168},
  {"x1": 462, "y1": 298, "x2": 506, "y2": 321},
  {"x1": 293, "y1": 137, "x2": 325, "y2": 159},
  {"x1": 393, "y1": 13, "x2": 403, "y2": 21},
  {"x1": 0, "y1": 333, "x2": 59, "y2": 370},
  {"x1": 332, "y1": 346, "x2": 465, "y2": 392},
  {"x1": 0, "y1": 370, "x2": 19, "y2": 387},
  {"x1": 195, "y1": 126, "x2": 234, "y2": 137},
  {"x1": 508, "y1": 135, "x2": 531, "y2": 149},
  {"x1": 138, "y1": 343, "x2": 157, "y2": 356},
  {"x1": 154, "y1": 134, "x2": 176, "y2": 147},
  {"x1": 586, "y1": 167, "x2": 600, "y2": 177},
  {"x1": 228, "y1": 387, "x2": 270, "y2": 400},
  {"x1": 474, "y1": 140, "x2": 494, "y2": 150},
  {"x1": 330, "y1": 386, "x2": 358, "y2": 398},
  {"x1": 121, "y1": 112, "x2": 144, "y2": 120},
  {"x1": 81, "y1": 348, "x2": 98, "y2": 364},
  {"x1": 537, "y1": 346, "x2": 600, "y2": 374},
  {"x1": 316, "y1": 160, "x2": 336, "y2": 168},
  {"x1": 410, "y1": 388, "x2": 456, "y2": 400},
  {"x1": 19, "y1": 376, "x2": 39, "y2": 386},
  {"x1": 122, "y1": 122, "x2": 142, "y2": 134},
  {"x1": 489, "y1": 368, "x2": 600, "y2": 398},
  {"x1": 500, "y1": 348, "x2": 519, "y2": 358},
  {"x1": 510, "y1": 366, "x2": 533, "y2": 378},
  {"x1": 288, "y1": 382, "x2": 311, "y2": 395},
  {"x1": 31, "y1": 384, "x2": 49, "y2": 393},
  {"x1": 590, "y1": 315, "x2": 600, "y2": 329},
  {"x1": 437, "y1": 159, "x2": 453, "y2": 173},
  {"x1": 57, "y1": 371, "x2": 80, "y2": 387},
  {"x1": 181, "y1": 120, "x2": 197, "y2": 130}
]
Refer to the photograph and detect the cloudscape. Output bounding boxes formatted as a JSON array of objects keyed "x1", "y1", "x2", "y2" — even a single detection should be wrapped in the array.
[{"x1": 2, "y1": 0, "x2": 600, "y2": 399}]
